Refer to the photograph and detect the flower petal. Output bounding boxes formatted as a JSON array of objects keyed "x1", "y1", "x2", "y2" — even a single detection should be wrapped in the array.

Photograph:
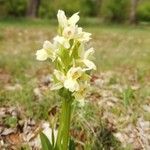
[
  {"x1": 63, "y1": 26, "x2": 75, "y2": 39},
  {"x1": 36, "y1": 49, "x2": 48, "y2": 61},
  {"x1": 43, "y1": 40, "x2": 57, "y2": 61},
  {"x1": 78, "y1": 44, "x2": 84, "y2": 57},
  {"x1": 51, "y1": 83, "x2": 63, "y2": 90},
  {"x1": 54, "y1": 69, "x2": 65, "y2": 81},
  {"x1": 43, "y1": 40, "x2": 55, "y2": 50},
  {"x1": 81, "y1": 32, "x2": 91, "y2": 42},
  {"x1": 57, "y1": 10, "x2": 67, "y2": 28},
  {"x1": 84, "y1": 47, "x2": 94, "y2": 59},
  {"x1": 67, "y1": 67, "x2": 83, "y2": 79},
  {"x1": 73, "y1": 92, "x2": 84, "y2": 102},
  {"x1": 64, "y1": 79, "x2": 79, "y2": 92},
  {"x1": 53, "y1": 36, "x2": 70, "y2": 49},
  {"x1": 68, "y1": 12, "x2": 80, "y2": 26},
  {"x1": 83, "y1": 59, "x2": 96, "y2": 70}
]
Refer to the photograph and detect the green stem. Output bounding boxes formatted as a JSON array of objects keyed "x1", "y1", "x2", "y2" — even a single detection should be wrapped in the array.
[
  {"x1": 62, "y1": 99, "x2": 72, "y2": 150},
  {"x1": 55, "y1": 98, "x2": 72, "y2": 150}
]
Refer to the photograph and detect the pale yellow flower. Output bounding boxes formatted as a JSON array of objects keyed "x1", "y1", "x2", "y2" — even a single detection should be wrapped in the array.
[
  {"x1": 36, "y1": 49, "x2": 48, "y2": 61},
  {"x1": 76, "y1": 27, "x2": 91, "y2": 42},
  {"x1": 36, "y1": 41, "x2": 57, "y2": 61},
  {"x1": 57, "y1": 10, "x2": 79, "y2": 28},
  {"x1": 64, "y1": 67, "x2": 83, "y2": 92},
  {"x1": 57, "y1": 10, "x2": 91, "y2": 43},
  {"x1": 66, "y1": 67, "x2": 83, "y2": 80},
  {"x1": 52, "y1": 67, "x2": 84, "y2": 92}
]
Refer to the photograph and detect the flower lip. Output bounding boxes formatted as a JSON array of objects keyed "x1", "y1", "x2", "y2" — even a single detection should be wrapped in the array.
[
  {"x1": 64, "y1": 78, "x2": 79, "y2": 92},
  {"x1": 36, "y1": 49, "x2": 48, "y2": 61},
  {"x1": 67, "y1": 67, "x2": 83, "y2": 79}
]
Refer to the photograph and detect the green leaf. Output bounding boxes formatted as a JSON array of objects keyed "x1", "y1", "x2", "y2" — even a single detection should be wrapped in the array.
[
  {"x1": 69, "y1": 139, "x2": 76, "y2": 150},
  {"x1": 40, "y1": 132, "x2": 53, "y2": 150},
  {"x1": 52, "y1": 128, "x2": 55, "y2": 147}
]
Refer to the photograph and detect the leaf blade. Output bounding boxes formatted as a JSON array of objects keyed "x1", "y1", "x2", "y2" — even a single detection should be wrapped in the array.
[{"x1": 40, "y1": 132, "x2": 53, "y2": 150}]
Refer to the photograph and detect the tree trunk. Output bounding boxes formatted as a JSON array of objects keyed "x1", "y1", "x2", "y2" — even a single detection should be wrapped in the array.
[
  {"x1": 96, "y1": 0, "x2": 102, "y2": 17},
  {"x1": 129, "y1": 0, "x2": 139, "y2": 24},
  {"x1": 26, "y1": 0, "x2": 41, "y2": 18}
]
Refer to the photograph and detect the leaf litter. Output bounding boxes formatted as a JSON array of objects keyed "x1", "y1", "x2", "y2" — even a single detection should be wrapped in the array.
[{"x1": 0, "y1": 71, "x2": 150, "y2": 149}]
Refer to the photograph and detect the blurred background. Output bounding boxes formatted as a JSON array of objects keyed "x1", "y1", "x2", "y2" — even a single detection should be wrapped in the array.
[
  {"x1": 0, "y1": 0, "x2": 150, "y2": 23},
  {"x1": 0, "y1": 0, "x2": 150, "y2": 150}
]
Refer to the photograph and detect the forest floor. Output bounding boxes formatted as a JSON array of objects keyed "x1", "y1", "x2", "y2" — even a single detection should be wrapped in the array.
[{"x1": 0, "y1": 19, "x2": 150, "y2": 150}]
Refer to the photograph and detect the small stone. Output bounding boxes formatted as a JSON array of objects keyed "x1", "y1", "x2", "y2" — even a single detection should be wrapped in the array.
[
  {"x1": 4, "y1": 84, "x2": 22, "y2": 91},
  {"x1": 143, "y1": 105, "x2": 150, "y2": 113},
  {"x1": 1, "y1": 128, "x2": 16, "y2": 136},
  {"x1": 34, "y1": 88, "x2": 42, "y2": 100}
]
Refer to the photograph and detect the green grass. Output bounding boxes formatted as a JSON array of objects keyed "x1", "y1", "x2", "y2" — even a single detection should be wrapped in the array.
[{"x1": 0, "y1": 19, "x2": 150, "y2": 149}]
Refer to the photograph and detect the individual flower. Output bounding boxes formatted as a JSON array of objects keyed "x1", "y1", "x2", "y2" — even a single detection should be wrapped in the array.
[
  {"x1": 57, "y1": 10, "x2": 79, "y2": 28},
  {"x1": 66, "y1": 67, "x2": 83, "y2": 80},
  {"x1": 75, "y1": 27, "x2": 91, "y2": 42},
  {"x1": 62, "y1": 25, "x2": 92, "y2": 43},
  {"x1": 36, "y1": 41, "x2": 57, "y2": 61},
  {"x1": 64, "y1": 67, "x2": 83, "y2": 92},
  {"x1": 57, "y1": 10, "x2": 91, "y2": 42},
  {"x1": 52, "y1": 67, "x2": 84, "y2": 92}
]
